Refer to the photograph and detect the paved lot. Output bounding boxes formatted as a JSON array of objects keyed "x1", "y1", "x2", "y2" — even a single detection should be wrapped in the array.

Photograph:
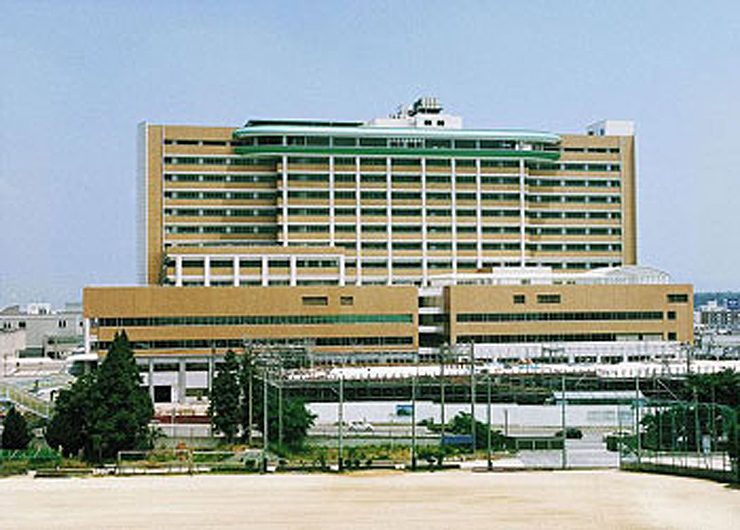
[{"x1": 0, "y1": 470, "x2": 737, "y2": 529}]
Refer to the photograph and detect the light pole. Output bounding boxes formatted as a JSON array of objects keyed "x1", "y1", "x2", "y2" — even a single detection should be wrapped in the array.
[
  {"x1": 411, "y1": 352, "x2": 418, "y2": 471},
  {"x1": 561, "y1": 374, "x2": 567, "y2": 470},
  {"x1": 338, "y1": 373, "x2": 344, "y2": 472},
  {"x1": 262, "y1": 363, "x2": 269, "y2": 473},
  {"x1": 470, "y1": 341, "x2": 476, "y2": 451},
  {"x1": 487, "y1": 370, "x2": 492, "y2": 471},
  {"x1": 439, "y1": 343, "x2": 446, "y2": 451},
  {"x1": 635, "y1": 373, "x2": 641, "y2": 465}
]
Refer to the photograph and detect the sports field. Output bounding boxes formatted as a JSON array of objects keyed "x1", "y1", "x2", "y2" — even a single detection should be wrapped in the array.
[{"x1": 0, "y1": 470, "x2": 737, "y2": 529}]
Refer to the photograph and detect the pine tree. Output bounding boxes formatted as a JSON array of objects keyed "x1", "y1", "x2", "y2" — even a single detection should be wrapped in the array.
[
  {"x1": 2, "y1": 405, "x2": 31, "y2": 450},
  {"x1": 46, "y1": 332, "x2": 154, "y2": 461},
  {"x1": 208, "y1": 349, "x2": 241, "y2": 443},
  {"x1": 85, "y1": 331, "x2": 154, "y2": 460}
]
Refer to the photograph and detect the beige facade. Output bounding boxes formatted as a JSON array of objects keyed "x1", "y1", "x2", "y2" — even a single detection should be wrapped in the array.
[
  {"x1": 446, "y1": 283, "x2": 693, "y2": 345},
  {"x1": 85, "y1": 285, "x2": 418, "y2": 361},
  {"x1": 138, "y1": 107, "x2": 635, "y2": 288}
]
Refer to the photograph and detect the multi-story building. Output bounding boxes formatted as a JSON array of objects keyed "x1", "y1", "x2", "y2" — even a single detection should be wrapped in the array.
[
  {"x1": 0, "y1": 302, "x2": 83, "y2": 358},
  {"x1": 139, "y1": 97, "x2": 634, "y2": 288},
  {"x1": 84, "y1": 98, "x2": 692, "y2": 403}
]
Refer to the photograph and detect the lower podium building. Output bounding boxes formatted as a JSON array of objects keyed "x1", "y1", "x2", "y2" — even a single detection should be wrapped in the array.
[{"x1": 83, "y1": 266, "x2": 692, "y2": 404}]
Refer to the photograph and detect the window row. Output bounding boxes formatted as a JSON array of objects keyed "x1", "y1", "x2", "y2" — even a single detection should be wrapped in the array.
[
  {"x1": 527, "y1": 178, "x2": 621, "y2": 188},
  {"x1": 165, "y1": 208, "x2": 277, "y2": 217},
  {"x1": 525, "y1": 243, "x2": 622, "y2": 252},
  {"x1": 165, "y1": 173, "x2": 277, "y2": 184},
  {"x1": 527, "y1": 211, "x2": 622, "y2": 220},
  {"x1": 457, "y1": 311, "x2": 664, "y2": 323},
  {"x1": 526, "y1": 226, "x2": 621, "y2": 236},
  {"x1": 95, "y1": 336, "x2": 414, "y2": 350},
  {"x1": 97, "y1": 313, "x2": 413, "y2": 328},
  {"x1": 165, "y1": 191, "x2": 277, "y2": 200},
  {"x1": 164, "y1": 157, "x2": 275, "y2": 166},
  {"x1": 165, "y1": 225, "x2": 277, "y2": 234},
  {"x1": 240, "y1": 135, "x2": 522, "y2": 150},
  {"x1": 526, "y1": 194, "x2": 621, "y2": 204}
]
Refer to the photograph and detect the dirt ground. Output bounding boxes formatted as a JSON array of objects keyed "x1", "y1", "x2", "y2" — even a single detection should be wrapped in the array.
[{"x1": 0, "y1": 470, "x2": 737, "y2": 529}]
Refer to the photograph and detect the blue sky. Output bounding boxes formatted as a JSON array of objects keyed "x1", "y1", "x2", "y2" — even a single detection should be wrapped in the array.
[{"x1": 1, "y1": 0, "x2": 739, "y2": 307}]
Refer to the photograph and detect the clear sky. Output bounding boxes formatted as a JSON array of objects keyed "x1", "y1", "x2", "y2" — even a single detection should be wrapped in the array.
[{"x1": 1, "y1": 0, "x2": 739, "y2": 307}]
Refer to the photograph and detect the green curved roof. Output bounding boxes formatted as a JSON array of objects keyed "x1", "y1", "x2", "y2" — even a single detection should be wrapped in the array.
[{"x1": 233, "y1": 124, "x2": 561, "y2": 144}]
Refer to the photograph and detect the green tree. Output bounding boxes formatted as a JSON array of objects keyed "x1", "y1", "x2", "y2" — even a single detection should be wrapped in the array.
[
  {"x1": 45, "y1": 331, "x2": 154, "y2": 461},
  {"x1": 447, "y1": 412, "x2": 506, "y2": 451},
  {"x1": 85, "y1": 332, "x2": 154, "y2": 460},
  {"x1": 45, "y1": 374, "x2": 94, "y2": 456},
  {"x1": 207, "y1": 349, "x2": 316, "y2": 449},
  {"x1": 249, "y1": 366, "x2": 316, "y2": 450},
  {"x1": 2, "y1": 405, "x2": 32, "y2": 450},
  {"x1": 208, "y1": 349, "x2": 241, "y2": 443}
]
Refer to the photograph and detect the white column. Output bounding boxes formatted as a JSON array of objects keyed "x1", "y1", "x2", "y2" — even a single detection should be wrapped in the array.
[
  {"x1": 329, "y1": 156, "x2": 336, "y2": 246},
  {"x1": 421, "y1": 158, "x2": 428, "y2": 285},
  {"x1": 451, "y1": 158, "x2": 458, "y2": 276},
  {"x1": 475, "y1": 159, "x2": 483, "y2": 268},
  {"x1": 261, "y1": 256, "x2": 269, "y2": 286},
  {"x1": 83, "y1": 318, "x2": 91, "y2": 354},
  {"x1": 355, "y1": 157, "x2": 362, "y2": 285},
  {"x1": 339, "y1": 255, "x2": 346, "y2": 286},
  {"x1": 519, "y1": 158, "x2": 527, "y2": 266},
  {"x1": 233, "y1": 256, "x2": 240, "y2": 286},
  {"x1": 175, "y1": 256, "x2": 183, "y2": 287},
  {"x1": 282, "y1": 154, "x2": 289, "y2": 246},
  {"x1": 203, "y1": 256, "x2": 211, "y2": 286},
  {"x1": 386, "y1": 156, "x2": 393, "y2": 285},
  {"x1": 289, "y1": 255, "x2": 297, "y2": 286}
]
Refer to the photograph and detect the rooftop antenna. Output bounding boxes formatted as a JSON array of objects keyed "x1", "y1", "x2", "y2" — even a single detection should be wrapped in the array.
[{"x1": 391, "y1": 103, "x2": 406, "y2": 119}]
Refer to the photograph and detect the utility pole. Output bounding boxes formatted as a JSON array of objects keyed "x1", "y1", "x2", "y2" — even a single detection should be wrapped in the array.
[
  {"x1": 247, "y1": 349, "x2": 254, "y2": 446},
  {"x1": 440, "y1": 343, "x2": 446, "y2": 449},
  {"x1": 561, "y1": 374, "x2": 567, "y2": 470},
  {"x1": 262, "y1": 365, "x2": 269, "y2": 473},
  {"x1": 278, "y1": 364, "x2": 284, "y2": 447},
  {"x1": 617, "y1": 403, "x2": 623, "y2": 467},
  {"x1": 635, "y1": 373, "x2": 641, "y2": 465},
  {"x1": 487, "y1": 371, "x2": 492, "y2": 471},
  {"x1": 470, "y1": 341, "x2": 476, "y2": 450},
  {"x1": 411, "y1": 353, "x2": 418, "y2": 471},
  {"x1": 338, "y1": 374, "x2": 344, "y2": 471}
]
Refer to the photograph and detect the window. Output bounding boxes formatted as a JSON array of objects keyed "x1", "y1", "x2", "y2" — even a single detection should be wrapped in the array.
[
  {"x1": 668, "y1": 332, "x2": 677, "y2": 340},
  {"x1": 154, "y1": 386, "x2": 172, "y2": 403},
  {"x1": 333, "y1": 137, "x2": 356, "y2": 147},
  {"x1": 513, "y1": 295, "x2": 526, "y2": 304},
  {"x1": 537, "y1": 294, "x2": 561, "y2": 304},
  {"x1": 153, "y1": 363, "x2": 179, "y2": 372},
  {"x1": 360, "y1": 137, "x2": 387, "y2": 147},
  {"x1": 302, "y1": 296, "x2": 328, "y2": 306},
  {"x1": 667, "y1": 294, "x2": 689, "y2": 303},
  {"x1": 340, "y1": 296, "x2": 354, "y2": 306},
  {"x1": 667, "y1": 311, "x2": 676, "y2": 320}
]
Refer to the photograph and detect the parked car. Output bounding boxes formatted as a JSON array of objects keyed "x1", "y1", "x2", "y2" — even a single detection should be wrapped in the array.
[{"x1": 555, "y1": 428, "x2": 583, "y2": 439}]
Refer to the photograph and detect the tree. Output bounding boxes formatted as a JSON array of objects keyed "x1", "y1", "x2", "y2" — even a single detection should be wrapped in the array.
[
  {"x1": 447, "y1": 412, "x2": 506, "y2": 451},
  {"x1": 45, "y1": 331, "x2": 154, "y2": 461},
  {"x1": 208, "y1": 350, "x2": 241, "y2": 442},
  {"x1": 45, "y1": 374, "x2": 94, "y2": 456},
  {"x1": 2, "y1": 405, "x2": 31, "y2": 450},
  {"x1": 208, "y1": 349, "x2": 316, "y2": 449},
  {"x1": 85, "y1": 331, "x2": 154, "y2": 460},
  {"x1": 248, "y1": 358, "x2": 316, "y2": 450}
]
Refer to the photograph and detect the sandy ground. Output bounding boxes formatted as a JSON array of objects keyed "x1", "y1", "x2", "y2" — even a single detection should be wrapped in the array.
[{"x1": 0, "y1": 470, "x2": 737, "y2": 529}]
